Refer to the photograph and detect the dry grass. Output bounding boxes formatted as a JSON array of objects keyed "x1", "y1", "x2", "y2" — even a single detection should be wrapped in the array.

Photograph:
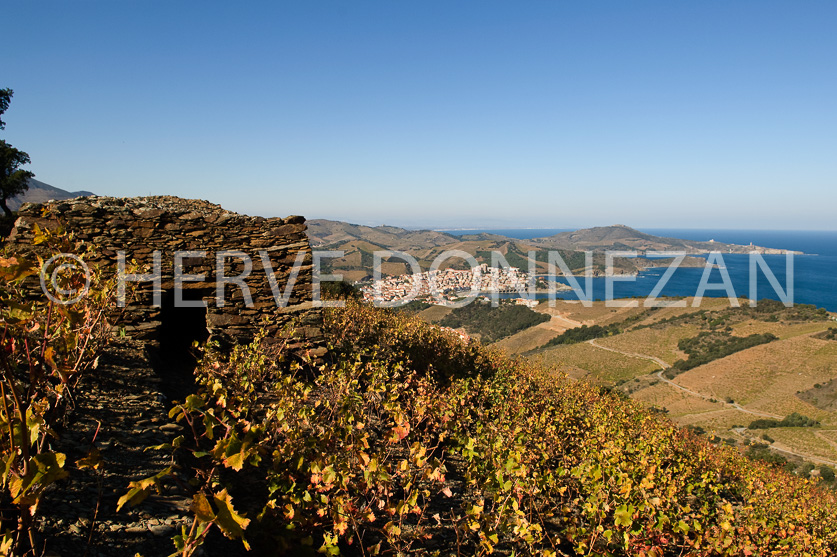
[
  {"x1": 730, "y1": 319, "x2": 832, "y2": 340},
  {"x1": 334, "y1": 250, "x2": 362, "y2": 267},
  {"x1": 815, "y1": 429, "x2": 837, "y2": 448},
  {"x1": 595, "y1": 324, "x2": 702, "y2": 365},
  {"x1": 435, "y1": 290, "x2": 837, "y2": 463},
  {"x1": 532, "y1": 342, "x2": 658, "y2": 383},
  {"x1": 492, "y1": 322, "x2": 563, "y2": 354},
  {"x1": 671, "y1": 335, "x2": 837, "y2": 422},
  {"x1": 632, "y1": 297, "x2": 734, "y2": 326},
  {"x1": 416, "y1": 305, "x2": 453, "y2": 323},
  {"x1": 678, "y1": 409, "x2": 752, "y2": 432},
  {"x1": 379, "y1": 261, "x2": 410, "y2": 276},
  {"x1": 518, "y1": 296, "x2": 837, "y2": 463},
  {"x1": 535, "y1": 297, "x2": 735, "y2": 330},
  {"x1": 630, "y1": 382, "x2": 746, "y2": 430},
  {"x1": 620, "y1": 328, "x2": 837, "y2": 459},
  {"x1": 534, "y1": 300, "x2": 647, "y2": 327},
  {"x1": 340, "y1": 270, "x2": 369, "y2": 282},
  {"x1": 759, "y1": 428, "x2": 837, "y2": 462},
  {"x1": 554, "y1": 364, "x2": 592, "y2": 381}
]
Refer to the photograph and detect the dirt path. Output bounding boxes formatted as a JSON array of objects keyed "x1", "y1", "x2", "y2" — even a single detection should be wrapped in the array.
[
  {"x1": 814, "y1": 430, "x2": 837, "y2": 454},
  {"x1": 733, "y1": 427, "x2": 837, "y2": 468},
  {"x1": 766, "y1": 442, "x2": 837, "y2": 468},
  {"x1": 543, "y1": 313, "x2": 583, "y2": 331},
  {"x1": 586, "y1": 339, "x2": 781, "y2": 419},
  {"x1": 37, "y1": 340, "x2": 201, "y2": 556},
  {"x1": 586, "y1": 338, "x2": 670, "y2": 369},
  {"x1": 584, "y1": 338, "x2": 837, "y2": 467}
]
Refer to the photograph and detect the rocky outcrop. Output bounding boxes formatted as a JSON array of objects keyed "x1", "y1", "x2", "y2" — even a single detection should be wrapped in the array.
[{"x1": 8, "y1": 196, "x2": 326, "y2": 359}]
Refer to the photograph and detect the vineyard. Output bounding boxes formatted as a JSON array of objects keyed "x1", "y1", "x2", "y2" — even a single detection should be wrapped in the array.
[
  {"x1": 2, "y1": 244, "x2": 837, "y2": 555},
  {"x1": 125, "y1": 302, "x2": 837, "y2": 555}
]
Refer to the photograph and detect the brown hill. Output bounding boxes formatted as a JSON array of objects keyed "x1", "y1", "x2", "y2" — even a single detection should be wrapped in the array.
[
  {"x1": 529, "y1": 224, "x2": 795, "y2": 255},
  {"x1": 310, "y1": 220, "x2": 799, "y2": 256},
  {"x1": 306, "y1": 219, "x2": 458, "y2": 249},
  {"x1": 8, "y1": 178, "x2": 94, "y2": 211}
]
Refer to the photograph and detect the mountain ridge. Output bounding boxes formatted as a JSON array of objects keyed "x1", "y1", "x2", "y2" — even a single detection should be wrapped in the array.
[
  {"x1": 8, "y1": 178, "x2": 94, "y2": 211},
  {"x1": 309, "y1": 218, "x2": 799, "y2": 255}
]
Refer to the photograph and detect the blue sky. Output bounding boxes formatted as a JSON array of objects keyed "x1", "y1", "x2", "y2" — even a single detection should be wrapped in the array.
[{"x1": 3, "y1": 1, "x2": 836, "y2": 229}]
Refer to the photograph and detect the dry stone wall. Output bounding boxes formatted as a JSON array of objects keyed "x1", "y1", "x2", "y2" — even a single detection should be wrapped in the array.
[{"x1": 8, "y1": 196, "x2": 326, "y2": 358}]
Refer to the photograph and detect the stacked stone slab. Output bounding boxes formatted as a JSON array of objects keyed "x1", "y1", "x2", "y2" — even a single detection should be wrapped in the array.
[{"x1": 8, "y1": 195, "x2": 326, "y2": 359}]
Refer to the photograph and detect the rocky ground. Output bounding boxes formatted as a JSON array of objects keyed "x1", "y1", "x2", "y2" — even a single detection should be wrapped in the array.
[{"x1": 36, "y1": 339, "x2": 196, "y2": 557}]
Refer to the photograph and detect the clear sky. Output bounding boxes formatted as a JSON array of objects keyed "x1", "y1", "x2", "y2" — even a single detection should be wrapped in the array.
[{"x1": 3, "y1": 1, "x2": 836, "y2": 229}]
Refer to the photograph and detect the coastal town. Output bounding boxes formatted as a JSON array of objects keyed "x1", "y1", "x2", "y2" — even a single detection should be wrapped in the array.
[{"x1": 360, "y1": 263, "x2": 568, "y2": 306}]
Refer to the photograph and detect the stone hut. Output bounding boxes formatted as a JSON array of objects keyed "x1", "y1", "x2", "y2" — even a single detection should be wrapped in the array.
[{"x1": 8, "y1": 196, "x2": 326, "y2": 360}]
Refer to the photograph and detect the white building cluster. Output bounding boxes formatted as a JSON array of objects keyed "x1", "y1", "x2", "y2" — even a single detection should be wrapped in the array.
[{"x1": 361, "y1": 264, "x2": 535, "y2": 305}]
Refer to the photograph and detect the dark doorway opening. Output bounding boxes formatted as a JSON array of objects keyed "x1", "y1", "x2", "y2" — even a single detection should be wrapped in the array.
[{"x1": 152, "y1": 287, "x2": 212, "y2": 402}]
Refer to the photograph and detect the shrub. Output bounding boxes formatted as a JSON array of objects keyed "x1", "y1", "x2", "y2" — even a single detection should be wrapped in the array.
[
  {"x1": 439, "y1": 300, "x2": 549, "y2": 342},
  {"x1": 122, "y1": 301, "x2": 837, "y2": 555},
  {"x1": 745, "y1": 444, "x2": 787, "y2": 467},
  {"x1": 672, "y1": 331, "x2": 778, "y2": 372},
  {"x1": 749, "y1": 418, "x2": 780, "y2": 429},
  {"x1": 749, "y1": 413, "x2": 819, "y2": 430},
  {"x1": 0, "y1": 230, "x2": 117, "y2": 553},
  {"x1": 800, "y1": 463, "x2": 817, "y2": 478},
  {"x1": 780, "y1": 412, "x2": 821, "y2": 427},
  {"x1": 540, "y1": 323, "x2": 620, "y2": 347}
]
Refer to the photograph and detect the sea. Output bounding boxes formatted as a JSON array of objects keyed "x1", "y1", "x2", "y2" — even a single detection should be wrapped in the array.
[{"x1": 438, "y1": 228, "x2": 837, "y2": 312}]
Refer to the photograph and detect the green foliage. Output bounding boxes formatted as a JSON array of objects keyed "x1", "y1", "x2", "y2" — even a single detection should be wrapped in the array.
[
  {"x1": 438, "y1": 300, "x2": 549, "y2": 343},
  {"x1": 472, "y1": 247, "x2": 586, "y2": 274},
  {"x1": 550, "y1": 249, "x2": 589, "y2": 272},
  {"x1": 0, "y1": 228, "x2": 116, "y2": 554},
  {"x1": 666, "y1": 331, "x2": 778, "y2": 377},
  {"x1": 745, "y1": 299, "x2": 829, "y2": 321},
  {"x1": 359, "y1": 248, "x2": 374, "y2": 271},
  {"x1": 637, "y1": 301, "x2": 828, "y2": 338},
  {"x1": 745, "y1": 443, "x2": 788, "y2": 467},
  {"x1": 799, "y1": 463, "x2": 817, "y2": 478},
  {"x1": 0, "y1": 88, "x2": 12, "y2": 130},
  {"x1": 318, "y1": 278, "x2": 360, "y2": 301},
  {"x1": 541, "y1": 323, "x2": 620, "y2": 347},
  {"x1": 815, "y1": 327, "x2": 837, "y2": 341},
  {"x1": 391, "y1": 299, "x2": 432, "y2": 314},
  {"x1": 501, "y1": 245, "x2": 532, "y2": 270},
  {"x1": 748, "y1": 412, "x2": 820, "y2": 430},
  {"x1": 535, "y1": 310, "x2": 654, "y2": 351},
  {"x1": 130, "y1": 301, "x2": 837, "y2": 556},
  {"x1": 685, "y1": 425, "x2": 706, "y2": 436},
  {"x1": 0, "y1": 89, "x2": 34, "y2": 218},
  {"x1": 473, "y1": 244, "x2": 534, "y2": 270}
]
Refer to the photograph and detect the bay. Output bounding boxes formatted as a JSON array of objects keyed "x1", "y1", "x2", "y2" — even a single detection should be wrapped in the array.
[{"x1": 440, "y1": 228, "x2": 837, "y2": 311}]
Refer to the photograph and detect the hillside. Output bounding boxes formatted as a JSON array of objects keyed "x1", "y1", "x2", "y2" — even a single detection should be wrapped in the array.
[
  {"x1": 7, "y1": 178, "x2": 94, "y2": 211},
  {"x1": 311, "y1": 219, "x2": 798, "y2": 256},
  {"x1": 409, "y1": 296, "x2": 837, "y2": 471},
  {"x1": 308, "y1": 220, "x2": 723, "y2": 281},
  {"x1": 497, "y1": 298, "x2": 837, "y2": 472},
  {"x1": 307, "y1": 219, "x2": 460, "y2": 249},
  {"x1": 3, "y1": 229, "x2": 837, "y2": 555},
  {"x1": 308, "y1": 219, "x2": 795, "y2": 283},
  {"x1": 528, "y1": 224, "x2": 796, "y2": 255},
  {"x1": 146, "y1": 301, "x2": 837, "y2": 554}
]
